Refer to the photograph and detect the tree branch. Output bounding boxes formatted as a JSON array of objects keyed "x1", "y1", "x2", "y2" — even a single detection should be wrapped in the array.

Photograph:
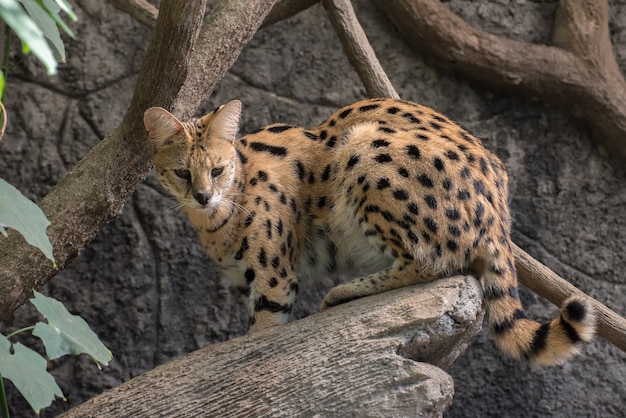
[
  {"x1": 108, "y1": 0, "x2": 158, "y2": 29},
  {"x1": 59, "y1": 277, "x2": 483, "y2": 418},
  {"x1": 375, "y1": 0, "x2": 626, "y2": 162},
  {"x1": 261, "y1": 0, "x2": 320, "y2": 29},
  {"x1": 108, "y1": 0, "x2": 322, "y2": 32},
  {"x1": 0, "y1": 0, "x2": 280, "y2": 321},
  {"x1": 322, "y1": 0, "x2": 398, "y2": 99}
]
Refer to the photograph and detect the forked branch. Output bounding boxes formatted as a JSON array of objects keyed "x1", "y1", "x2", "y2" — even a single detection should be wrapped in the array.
[{"x1": 375, "y1": 0, "x2": 626, "y2": 162}]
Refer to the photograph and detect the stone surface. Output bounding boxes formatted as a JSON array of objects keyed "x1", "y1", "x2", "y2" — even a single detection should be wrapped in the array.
[
  {"x1": 60, "y1": 277, "x2": 482, "y2": 418},
  {"x1": 0, "y1": 1, "x2": 624, "y2": 417}
]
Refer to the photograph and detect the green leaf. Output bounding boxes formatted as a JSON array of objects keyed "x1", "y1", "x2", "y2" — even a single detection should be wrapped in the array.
[
  {"x1": 0, "y1": 178, "x2": 55, "y2": 263},
  {"x1": 0, "y1": 0, "x2": 57, "y2": 74},
  {"x1": 18, "y1": 0, "x2": 66, "y2": 61},
  {"x1": 31, "y1": 291, "x2": 113, "y2": 367},
  {"x1": 50, "y1": 0, "x2": 74, "y2": 21},
  {"x1": 0, "y1": 333, "x2": 64, "y2": 414},
  {"x1": 41, "y1": 0, "x2": 75, "y2": 38}
]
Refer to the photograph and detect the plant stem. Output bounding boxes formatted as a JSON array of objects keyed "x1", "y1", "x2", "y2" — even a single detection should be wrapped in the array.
[
  {"x1": 5, "y1": 326, "x2": 35, "y2": 340},
  {"x1": 1, "y1": 24, "x2": 12, "y2": 101},
  {"x1": 0, "y1": 372, "x2": 9, "y2": 418}
]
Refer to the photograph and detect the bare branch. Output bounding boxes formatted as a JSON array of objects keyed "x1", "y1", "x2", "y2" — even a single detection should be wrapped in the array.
[
  {"x1": 261, "y1": 0, "x2": 320, "y2": 29},
  {"x1": 171, "y1": 1, "x2": 279, "y2": 119},
  {"x1": 60, "y1": 277, "x2": 482, "y2": 418},
  {"x1": 109, "y1": 0, "x2": 322, "y2": 32},
  {"x1": 513, "y1": 244, "x2": 626, "y2": 353},
  {"x1": 0, "y1": 0, "x2": 280, "y2": 321},
  {"x1": 322, "y1": 0, "x2": 398, "y2": 99},
  {"x1": 375, "y1": 0, "x2": 626, "y2": 162},
  {"x1": 108, "y1": 0, "x2": 158, "y2": 29}
]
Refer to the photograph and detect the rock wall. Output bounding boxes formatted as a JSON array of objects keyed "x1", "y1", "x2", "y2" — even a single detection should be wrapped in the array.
[{"x1": 1, "y1": 1, "x2": 624, "y2": 416}]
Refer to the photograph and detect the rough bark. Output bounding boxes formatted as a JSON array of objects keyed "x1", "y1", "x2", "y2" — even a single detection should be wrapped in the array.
[
  {"x1": 323, "y1": 0, "x2": 399, "y2": 99},
  {"x1": 375, "y1": 0, "x2": 626, "y2": 162},
  {"x1": 0, "y1": 0, "x2": 280, "y2": 321},
  {"x1": 59, "y1": 277, "x2": 483, "y2": 418}
]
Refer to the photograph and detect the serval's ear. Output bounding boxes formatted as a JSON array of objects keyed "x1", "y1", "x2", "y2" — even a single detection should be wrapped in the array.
[
  {"x1": 198, "y1": 100, "x2": 242, "y2": 142},
  {"x1": 144, "y1": 107, "x2": 185, "y2": 149}
]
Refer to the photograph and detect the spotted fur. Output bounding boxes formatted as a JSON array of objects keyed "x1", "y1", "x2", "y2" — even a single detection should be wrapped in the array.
[{"x1": 144, "y1": 98, "x2": 594, "y2": 365}]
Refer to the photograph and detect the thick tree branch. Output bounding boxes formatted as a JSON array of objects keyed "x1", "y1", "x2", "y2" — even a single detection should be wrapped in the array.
[
  {"x1": 60, "y1": 277, "x2": 483, "y2": 418},
  {"x1": 0, "y1": 0, "x2": 279, "y2": 321},
  {"x1": 322, "y1": 0, "x2": 398, "y2": 99},
  {"x1": 375, "y1": 0, "x2": 626, "y2": 162},
  {"x1": 108, "y1": 0, "x2": 322, "y2": 32},
  {"x1": 261, "y1": 0, "x2": 320, "y2": 29}
]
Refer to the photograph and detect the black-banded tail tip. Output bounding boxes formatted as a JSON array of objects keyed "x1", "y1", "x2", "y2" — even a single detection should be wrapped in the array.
[
  {"x1": 561, "y1": 295, "x2": 596, "y2": 343},
  {"x1": 528, "y1": 296, "x2": 596, "y2": 366}
]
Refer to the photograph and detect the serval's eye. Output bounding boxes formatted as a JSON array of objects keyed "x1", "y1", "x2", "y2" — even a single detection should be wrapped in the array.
[
  {"x1": 211, "y1": 167, "x2": 224, "y2": 177},
  {"x1": 174, "y1": 169, "x2": 191, "y2": 180}
]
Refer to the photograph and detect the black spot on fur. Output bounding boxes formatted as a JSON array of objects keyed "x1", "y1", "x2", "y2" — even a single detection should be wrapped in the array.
[
  {"x1": 250, "y1": 141, "x2": 288, "y2": 157},
  {"x1": 445, "y1": 208, "x2": 461, "y2": 220},
  {"x1": 377, "y1": 178, "x2": 391, "y2": 189},
  {"x1": 359, "y1": 104, "x2": 380, "y2": 112},
  {"x1": 378, "y1": 126, "x2": 396, "y2": 134},
  {"x1": 445, "y1": 150, "x2": 459, "y2": 160},
  {"x1": 339, "y1": 108, "x2": 352, "y2": 119},
  {"x1": 374, "y1": 153, "x2": 393, "y2": 163},
  {"x1": 433, "y1": 157, "x2": 445, "y2": 171},
  {"x1": 425, "y1": 195, "x2": 437, "y2": 209},
  {"x1": 321, "y1": 164, "x2": 332, "y2": 181},
  {"x1": 244, "y1": 268, "x2": 256, "y2": 284},
  {"x1": 294, "y1": 160, "x2": 306, "y2": 180},
  {"x1": 406, "y1": 145, "x2": 421, "y2": 159},
  {"x1": 407, "y1": 230, "x2": 419, "y2": 244},
  {"x1": 258, "y1": 248, "x2": 267, "y2": 267},
  {"x1": 418, "y1": 174, "x2": 434, "y2": 188},
  {"x1": 424, "y1": 217, "x2": 438, "y2": 233},
  {"x1": 244, "y1": 211, "x2": 256, "y2": 227},
  {"x1": 347, "y1": 155, "x2": 360, "y2": 169},
  {"x1": 255, "y1": 295, "x2": 291, "y2": 313},
  {"x1": 448, "y1": 225, "x2": 460, "y2": 237},
  {"x1": 407, "y1": 202, "x2": 419, "y2": 215},
  {"x1": 234, "y1": 237, "x2": 249, "y2": 260},
  {"x1": 372, "y1": 139, "x2": 390, "y2": 148},
  {"x1": 393, "y1": 189, "x2": 409, "y2": 201},
  {"x1": 457, "y1": 190, "x2": 470, "y2": 200},
  {"x1": 398, "y1": 167, "x2": 409, "y2": 178},
  {"x1": 326, "y1": 136, "x2": 338, "y2": 149},
  {"x1": 304, "y1": 131, "x2": 318, "y2": 141},
  {"x1": 268, "y1": 125, "x2": 293, "y2": 133}
]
